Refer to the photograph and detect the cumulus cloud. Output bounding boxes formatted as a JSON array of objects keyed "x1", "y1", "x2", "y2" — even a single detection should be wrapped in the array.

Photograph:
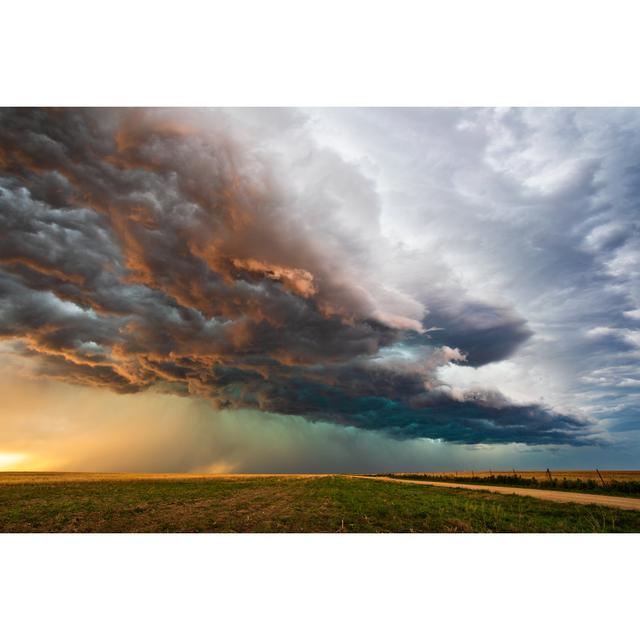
[{"x1": 0, "y1": 108, "x2": 597, "y2": 446}]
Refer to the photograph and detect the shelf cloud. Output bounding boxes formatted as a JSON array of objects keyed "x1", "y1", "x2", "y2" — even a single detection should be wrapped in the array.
[{"x1": 3, "y1": 107, "x2": 631, "y2": 452}]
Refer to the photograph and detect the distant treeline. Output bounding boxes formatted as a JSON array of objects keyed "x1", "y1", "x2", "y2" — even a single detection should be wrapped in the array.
[{"x1": 387, "y1": 473, "x2": 640, "y2": 497}]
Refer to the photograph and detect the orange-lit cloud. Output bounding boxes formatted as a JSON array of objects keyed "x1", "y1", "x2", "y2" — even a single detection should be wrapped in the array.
[{"x1": 0, "y1": 108, "x2": 593, "y2": 447}]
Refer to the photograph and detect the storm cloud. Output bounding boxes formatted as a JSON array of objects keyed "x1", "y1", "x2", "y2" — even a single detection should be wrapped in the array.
[{"x1": 0, "y1": 108, "x2": 600, "y2": 445}]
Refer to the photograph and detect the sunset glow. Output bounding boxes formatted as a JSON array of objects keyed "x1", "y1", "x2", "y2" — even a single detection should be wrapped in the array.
[{"x1": 0, "y1": 452, "x2": 28, "y2": 470}]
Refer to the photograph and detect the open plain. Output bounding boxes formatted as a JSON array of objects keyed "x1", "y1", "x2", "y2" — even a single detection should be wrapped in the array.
[{"x1": 2, "y1": 472, "x2": 640, "y2": 533}]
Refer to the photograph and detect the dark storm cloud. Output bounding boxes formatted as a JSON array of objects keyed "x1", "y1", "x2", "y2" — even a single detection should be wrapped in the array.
[
  {"x1": 0, "y1": 107, "x2": 594, "y2": 445},
  {"x1": 411, "y1": 299, "x2": 533, "y2": 367},
  {"x1": 260, "y1": 379, "x2": 591, "y2": 445}
]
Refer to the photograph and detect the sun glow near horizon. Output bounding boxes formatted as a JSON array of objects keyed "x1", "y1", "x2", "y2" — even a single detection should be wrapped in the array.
[{"x1": 0, "y1": 452, "x2": 30, "y2": 470}]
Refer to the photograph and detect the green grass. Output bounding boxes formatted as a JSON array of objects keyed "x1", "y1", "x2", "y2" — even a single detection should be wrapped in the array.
[
  {"x1": 1, "y1": 474, "x2": 640, "y2": 532},
  {"x1": 387, "y1": 473, "x2": 640, "y2": 496}
]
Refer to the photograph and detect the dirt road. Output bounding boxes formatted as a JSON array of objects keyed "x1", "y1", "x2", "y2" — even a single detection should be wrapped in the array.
[{"x1": 352, "y1": 475, "x2": 640, "y2": 511}]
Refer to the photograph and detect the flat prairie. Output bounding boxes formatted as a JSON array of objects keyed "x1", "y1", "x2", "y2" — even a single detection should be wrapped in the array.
[{"x1": 2, "y1": 473, "x2": 640, "y2": 533}]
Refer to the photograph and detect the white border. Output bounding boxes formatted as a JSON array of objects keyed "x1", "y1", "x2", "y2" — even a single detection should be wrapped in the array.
[
  {"x1": 0, "y1": 534, "x2": 637, "y2": 639},
  {"x1": 2, "y1": 0, "x2": 640, "y2": 105}
]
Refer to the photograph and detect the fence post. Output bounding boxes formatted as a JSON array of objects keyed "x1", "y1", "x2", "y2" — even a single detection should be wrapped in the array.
[{"x1": 596, "y1": 468, "x2": 606, "y2": 487}]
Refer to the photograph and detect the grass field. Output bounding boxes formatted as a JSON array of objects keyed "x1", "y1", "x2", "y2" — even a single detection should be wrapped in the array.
[{"x1": 2, "y1": 473, "x2": 640, "y2": 533}]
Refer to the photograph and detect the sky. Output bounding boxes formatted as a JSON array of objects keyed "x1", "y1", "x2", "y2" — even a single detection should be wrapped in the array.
[{"x1": 0, "y1": 107, "x2": 639, "y2": 472}]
